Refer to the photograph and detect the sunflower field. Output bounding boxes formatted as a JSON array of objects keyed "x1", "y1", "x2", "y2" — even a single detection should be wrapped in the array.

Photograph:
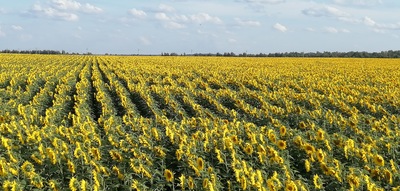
[{"x1": 0, "y1": 54, "x2": 399, "y2": 190}]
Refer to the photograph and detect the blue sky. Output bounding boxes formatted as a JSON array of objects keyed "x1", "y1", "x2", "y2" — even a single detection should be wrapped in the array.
[{"x1": 0, "y1": 0, "x2": 399, "y2": 54}]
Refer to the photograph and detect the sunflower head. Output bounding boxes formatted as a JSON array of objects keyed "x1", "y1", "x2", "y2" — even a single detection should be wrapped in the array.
[
  {"x1": 277, "y1": 140, "x2": 287, "y2": 150},
  {"x1": 196, "y1": 157, "x2": 205, "y2": 171},
  {"x1": 316, "y1": 149, "x2": 325, "y2": 162},
  {"x1": 303, "y1": 144, "x2": 315, "y2": 154},
  {"x1": 244, "y1": 143, "x2": 254, "y2": 155},
  {"x1": 285, "y1": 180, "x2": 298, "y2": 191},
  {"x1": 316, "y1": 128, "x2": 325, "y2": 141},
  {"x1": 373, "y1": 154, "x2": 385, "y2": 166},
  {"x1": 279, "y1": 126, "x2": 287, "y2": 137},
  {"x1": 164, "y1": 169, "x2": 174, "y2": 182},
  {"x1": 188, "y1": 176, "x2": 195, "y2": 189}
]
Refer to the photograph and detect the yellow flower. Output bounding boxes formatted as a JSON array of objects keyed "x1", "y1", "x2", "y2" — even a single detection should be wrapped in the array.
[
  {"x1": 240, "y1": 176, "x2": 247, "y2": 190},
  {"x1": 347, "y1": 174, "x2": 360, "y2": 189},
  {"x1": 285, "y1": 180, "x2": 298, "y2": 191},
  {"x1": 179, "y1": 174, "x2": 185, "y2": 190},
  {"x1": 277, "y1": 140, "x2": 287, "y2": 150},
  {"x1": 81, "y1": 179, "x2": 87, "y2": 191},
  {"x1": 316, "y1": 128, "x2": 325, "y2": 141},
  {"x1": 230, "y1": 135, "x2": 239, "y2": 144},
  {"x1": 383, "y1": 169, "x2": 393, "y2": 185},
  {"x1": 279, "y1": 125, "x2": 287, "y2": 137},
  {"x1": 268, "y1": 129, "x2": 277, "y2": 143},
  {"x1": 164, "y1": 169, "x2": 174, "y2": 182},
  {"x1": 188, "y1": 176, "x2": 195, "y2": 189},
  {"x1": 299, "y1": 121, "x2": 307, "y2": 129},
  {"x1": 67, "y1": 159, "x2": 76, "y2": 174},
  {"x1": 305, "y1": 159, "x2": 311, "y2": 172},
  {"x1": 176, "y1": 149, "x2": 183, "y2": 161},
  {"x1": 316, "y1": 149, "x2": 325, "y2": 162},
  {"x1": 49, "y1": 180, "x2": 58, "y2": 191},
  {"x1": 46, "y1": 148, "x2": 57, "y2": 165},
  {"x1": 69, "y1": 177, "x2": 78, "y2": 191},
  {"x1": 196, "y1": 157, "x2": 205, "y2": 171},
  {"x1": 244, "y1": 143, "x2": 254, "y2": 155},
  {"x1": 90, "y1": 148, "x2": 101, "y2": 161},
  {"x1": 293, "y1": 136, "x2": 303, "y2": 147},
  {"x1": 21, "y1": 161, "x2": 35, "y2": 177},
  {"x1": 373, "y1": 154, "x2": 385, "y2": 166},
  {"x1": 303, "y1": 143, "x2": 315, "y2": 155},
  {"x1": 320, "y1": 162, "x2": 330, "y2": 175},
  {"x1": 313, "y1": 174, "x2": 323, "y2": 189}
]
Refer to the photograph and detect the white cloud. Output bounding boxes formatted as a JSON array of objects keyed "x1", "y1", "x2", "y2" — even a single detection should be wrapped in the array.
[
  {"x1": 273, "y1": 23, "x2": 287, "y2": 32},
  {"x1": 240, "y1": 0, "x2": 285, "y2": 4},
  {"x1": 362, "y1": 16, "x2": 400, "y2": 31},
  {"x1": 302, "y1": 6, "x2": 350, "y2": 18},
  {"x1": 235, "y1": 18, "x2": 261, "y2": 27},
  {"x1": 158, "y1": 4, "x2": 175, "y2": 12},
  {"x1": 129, "y1": 8, "x2": 147, "y2": 19},
  {"x1": 155, "y1": 12, "x2": 170, "y2": 21},
  {"x1": 30, "y1": 4, "x2": 79, "y2": 21},
  {"x1": 26, "y1": 0, "x2": 102, "y2": 21},
  {"x1": 333, "y1": 0, "x2": 383, "y2": 6},
  {"x1": 51, "y1": 0, "x2": 102, "y2": 13},
  {"x1": 324, "y1": 27, "x2": 350, "y2": 33},
  {"x1": 155, "y1": 12, "x2": 221, "y2": 29},
  {"x1": 190, "y1": 13, "x2": 222, "y2": 24},
  {"x1": 363, "y1": 16, "x2": 376, "y2": 26},
  {"x1": 164, "y1": 21, "x2": 186, "y2": 29},
  {"x1": 51, "y1": 0, "x2": 80, "y2": 10},
  {"x1": 82, "y1": 3, "x2": 103, "y2": 14},
  {"x1": 12, "y1": 25, "x2": 23, "y2": 31}
]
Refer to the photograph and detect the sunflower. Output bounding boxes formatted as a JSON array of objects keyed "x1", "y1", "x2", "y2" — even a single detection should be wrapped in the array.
[
  {"x1": 196, "y1": 157, "x2": 205, "y2": 171},
  {"x1": 383, "y1": 169, "x2": 393, "y2": 185},
  {"x1": 280, "y1": 126, "x2": 287, "y2": 137},
  {"x1": 188, "y1": 176, "x2": 195, "y2": 189},
  {"x1": 303, "y1": 143, "x2": 315, "y2": 155},
  {"x1": 240, "y1": 176, "x2": 247, "y2": 190},
  {"x1": 48, "y1": 180, "x2": 58, "y2": 191},
  {"x1": 164, "y1": 169, "x2": 174, "y2": 182},
  {"x1": 179, "y1": 175, "x2": 185, "y2": 189},
  {"x1": 305, "y1": 159, "x2": 311, "y2": 172},
  {"x1": 277, "y1": 140, "x2": 287, "y2": 150},
  {"x1": 231, "y1": 135, "x2": 239, "y2": 144},
  {"x1": 244, "y1": 143, "x2": 254, "y2": 155},
  {"x1": 203, "y1": 178, "x2": 209, "y2": 189},
  {"x1": 373, "y1": 154, "x2": 385, "y2": 166},
  {"x1": 346, "y1": 174, "x2": 360, "y2": 189},
  {"x1": 316, "y1": 149, "x2": 325, "y2": 162},
  {"x1": 316, "y1": 128, "x2": 325, "y2": 141},
  {"x1": 299, "y1": 121, "x2": 307, "y2": 129},
  {"x1": 67, "y1": 160, "x2": 76, "y2": 174},
  {"x1": 69, "y1": 177, "x2": 78, "y2": 191},
  {"x1": 320, "y1": 162, "x2": 330, "y2": 175},
  {"x1": 81, "y1": 179, "x2": 87, "y2": 191},
  {"x1": 285, "y1": 180, "x2": 298, "y2": 191},
  {"x1": 293, "y1": 136, "x2": 303, "y2": 147},
  {"x1": 313, "y1": 174, "x2": 323, "y2": 189},
  {"x1": 268, "y1": 130, "x2": 277, "y2": 143}
]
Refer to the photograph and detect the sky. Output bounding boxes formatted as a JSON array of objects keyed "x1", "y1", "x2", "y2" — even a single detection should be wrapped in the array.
[{"x1": 0, "y1": 0, "x2": 399, "y2": 54}]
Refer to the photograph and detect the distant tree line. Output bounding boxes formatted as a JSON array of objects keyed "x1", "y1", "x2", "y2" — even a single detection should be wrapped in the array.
[
  {"x1": 162, "y1": 50, "x2": 400, "y2": 58},
  {"x1": 2, "y1": 49, "x2": 400, "y2": 58},
  {"x1": 0, "y1": 49, "x2": 92, "y2": 55}
]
